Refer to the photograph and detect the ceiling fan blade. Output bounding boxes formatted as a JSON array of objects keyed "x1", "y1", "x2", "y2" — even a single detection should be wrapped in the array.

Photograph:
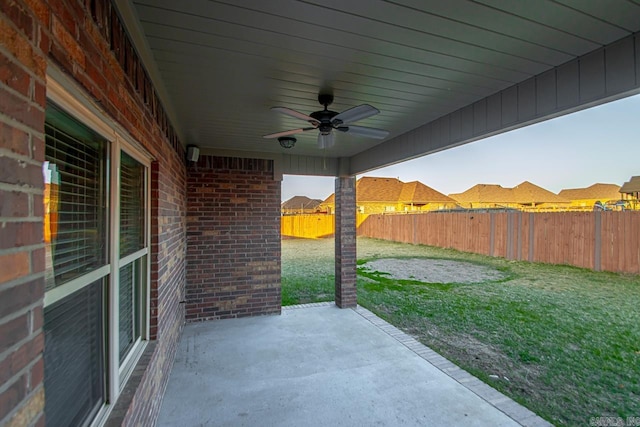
[
  {"x1": 341, "y1": 125, "x2": 389, "y2": 139},
  {"x1": 263, "y1": 127, "x2": 314, "y2": 139},
  {"x1": 271, "y1": 107, "x2": 319, "y2": 125},
  {"x1": 332, "y1": 104, "x2": 379, "y2": 124}
]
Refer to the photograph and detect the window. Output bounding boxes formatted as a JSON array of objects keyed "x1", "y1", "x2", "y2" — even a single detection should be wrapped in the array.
[{"x1": 43, "y1": 80, "x2": 151, "y2": 427}]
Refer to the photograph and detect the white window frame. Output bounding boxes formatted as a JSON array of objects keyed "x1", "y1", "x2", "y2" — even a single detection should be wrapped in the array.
[{"x1": 46, "y1": 71, "x2": 153, "y2": 427}]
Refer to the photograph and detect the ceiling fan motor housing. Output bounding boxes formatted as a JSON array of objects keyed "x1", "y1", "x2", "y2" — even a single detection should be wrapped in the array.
[{"x1": 311, "y1": 94, "x2": 340, "y2": 134}]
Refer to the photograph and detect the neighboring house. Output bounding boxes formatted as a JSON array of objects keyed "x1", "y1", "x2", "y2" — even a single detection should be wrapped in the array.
[
  {"x1": 449, "y1": 184, "x2": 514, "y2": 209},
  {"x1": 620, "y1": 176, "x2": 640, "y2": 210},
  {"x1": 321, "y1": 177, "x2": 458, "y2": 214},
  {"x1": 558, "y1": 183, "x2": 622, "y2": 210},
  {"x1": 318, "y1": 193, "x2": 336, "y2": 214},
  {"x1": 398, "y1": 180, "x2": 459, "y2": 212},
  {"x1": 511, "y1": 181, "x2": 571, "y2": 210},
  {"x1": 450, "y1": 181, "x2": 570, "y2": 211},
  {"x1": 282, "y1": 196, "x2": 323, "y2": 214}
]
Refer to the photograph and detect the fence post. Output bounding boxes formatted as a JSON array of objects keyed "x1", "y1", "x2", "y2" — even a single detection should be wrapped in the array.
[
  {"x1": 529, "y1": 213, "x2": 534, "y2": 262},
  {"x1": 489, "y1": 212, "x2": 495, "y2": 256},
  {"x1": 594, "y1": 210, "x2": 601, "y2": 272},
  {"x1": 413, "y1": 214, "x2": 417, "y2": 245},
  {"x1": 517, "y1": 211, "x2": 523, "y2": 260},
  {"x1": 506, "y1": 212, "x2": 514, "y2": 260}
]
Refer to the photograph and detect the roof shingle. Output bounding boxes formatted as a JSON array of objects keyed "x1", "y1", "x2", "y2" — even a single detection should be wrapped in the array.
[
  {"x1": 620, "y1": 176, "x2": 640, "y2": 194},
  {"x1": 558, "y1": 183, "x2": 621, "y2": 201},
  {"x1": 282, "y1": 196, "x2": 322, "y2": 210}
]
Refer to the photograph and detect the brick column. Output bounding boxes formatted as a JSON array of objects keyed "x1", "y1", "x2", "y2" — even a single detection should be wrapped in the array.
[
  {"x1": 0, "y1": 6, "x2": 47, "y2": 426},
  {"x1": 335, "y1": 177, "x2": 357, "y2": 308}
]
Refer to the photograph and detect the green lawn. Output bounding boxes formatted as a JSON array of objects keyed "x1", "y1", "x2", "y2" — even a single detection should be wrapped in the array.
[{"x1": 281, "y1": 237, "x2": 640, "y2": 427}]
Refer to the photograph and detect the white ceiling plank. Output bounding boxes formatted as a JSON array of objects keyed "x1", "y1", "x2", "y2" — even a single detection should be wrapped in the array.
[
  {"x1": 554, "y1": 0, "x2": 640, "y2": 31},
  {"x1": 121, "y1": 0, "x2": 640, "y2": 163}
]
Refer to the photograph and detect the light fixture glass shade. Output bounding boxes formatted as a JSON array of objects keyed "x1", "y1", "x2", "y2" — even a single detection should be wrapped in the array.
[
  {"x1": 278, "y1": 136, "x2": 296, "y2": 148},
  {"x1": 317, "y1": 132, "x2": 335, "y2": 149}
]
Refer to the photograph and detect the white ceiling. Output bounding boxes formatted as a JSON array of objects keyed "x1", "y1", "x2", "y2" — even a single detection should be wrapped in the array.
[{"x1": 125, "y1": 0, "x2": 640, "y2": 161}]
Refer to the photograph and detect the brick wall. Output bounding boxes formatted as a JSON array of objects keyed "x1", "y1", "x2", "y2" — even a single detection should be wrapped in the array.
[
  {"x1": 1, "y1": 1, "x2": 186, "y2": 426},
  {"x1": 186, "y1": 156, "x2": 281, "y2": 321},
  {"x1": 335, "y1": 177, "x2": 357, "y2": 308},
  {"x1": 0, "y1": 1, "x2": 48, "y2": 425}
]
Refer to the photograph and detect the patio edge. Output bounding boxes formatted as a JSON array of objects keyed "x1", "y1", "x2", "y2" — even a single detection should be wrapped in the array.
[{"x1": 352, "y1": 305, "x2": 554, "y2": 427}]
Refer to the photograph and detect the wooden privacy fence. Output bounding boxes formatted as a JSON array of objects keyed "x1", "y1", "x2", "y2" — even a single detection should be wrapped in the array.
[
  {"x1": 357, "y1": 211, "x2": 640, "y2": 274},
  {"x1": 281, "y1": 214, "x2": 335, "y2": 239},
  {"x1": 281, "y1": 214, "x2": 369, "y2": 239}
]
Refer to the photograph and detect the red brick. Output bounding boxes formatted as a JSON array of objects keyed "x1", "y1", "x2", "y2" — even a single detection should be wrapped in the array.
[
  {"x1": 23, "y1": 0, "x2": 50, "y2": 28},
  {"x1": 0, "y1": 190, "x2": 28, "y2": 217},
  {"x1": 30, "y1": 135, "x2": 44, "y2": 162},
  {"x1": 51, "y1": 15, "x2": 85, "y2": 69},
  {"x1": 32, "y1": 80, "x2": 45, "y2": 107},
  {"x1": 0, "y1": 252, "x2": 30, "y2": 282},
  {"x1": 48, "y1": 0, "x2": 77, "y2": 40},
  {"x1": 0, "y1": 88, "x2": 44, "y2": 131},
  {"x1": 0, "y1": 122, "x2": 30, "y2": 156},
  {"x1": 1, "y1": 0, "x2": 34, "y2": 39},
  {"x1": 28, "y1": 356, "x2": 43, "y2": 390},
  {"x1": 30, "y1": 305, "x2": 42, "y2": 331},
  {"x1": 0, "y1": 313, "x2": 29, "y2": 354},
  {"x1": 0, "y1": 222, "x2": 43, "y2": 250},
  {"x1": 0, "y1": 375, "x2": 26, "y2": 421},
  {"x1": 0, "y1": 58, "x2": 31, "y2": 97},
  {"x1": 0, "y1": 278, "x2": 43, "y2": 318},
  {"x1": 0, "y1": 157, "x2": 44, "y2": 188},
  {"x1": 0, "y1": 332, "x2": 43, "y2": 386},
  {"x1": 30, "y1": 247, "x2": 44, "y2": 275},
  {"x1": 0, "y1": 19, "x2": 46, "y2": 78}
]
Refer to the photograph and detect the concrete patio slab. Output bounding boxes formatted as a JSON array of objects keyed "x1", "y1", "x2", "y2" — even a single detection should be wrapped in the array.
[{"x1": 157, "y1": 303, "x2": 550, "y2": 427}]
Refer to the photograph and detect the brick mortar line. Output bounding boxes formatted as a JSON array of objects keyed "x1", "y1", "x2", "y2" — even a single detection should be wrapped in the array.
[
  {"x1": 0, "y1": 384, "x2": 44, "y2": 426},
  {"x1": 0, "y1": 76, "x2": 45, "y2": 107},
  {"x1": 0, "y1": 216, "x2": 43, "y2": 223},
  {"x1": 0, "y1": 353, "x2": 42, "y2": 395},
  {"x1": 0, "y1": 272, "x2": 44, "y2": 292},
  {"x1": 0, "y1": 245, "x2": 45, "y2": 257},
  {"x1": 0, "y1": 149, "x2": 44, "y2": 168},
  {"x1": 0, "y1": 333, "x2": 43, "y2": 392},
  {"x1": 0, "y1": 113, "x2": 44, "y2": 137},
  {"x1": 352, "y1": 305, "x2": 552, "y2": 427}
]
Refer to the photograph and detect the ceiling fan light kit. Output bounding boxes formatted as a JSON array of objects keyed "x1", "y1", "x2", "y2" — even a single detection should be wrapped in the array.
[
  {"x1": 317, "y1": 132, "x2": 335, "y2": 149},
  {"x1": 263, "y1": 94, "x2": 389, "y2": 149},
  {"x1": 278, "y1": 136, "x2": 296, "y2": 149}
]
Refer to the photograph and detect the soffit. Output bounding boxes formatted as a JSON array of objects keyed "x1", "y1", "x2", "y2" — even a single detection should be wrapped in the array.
[{"x1": 127, "y1": 0, "x2": 640, "y2": 160}]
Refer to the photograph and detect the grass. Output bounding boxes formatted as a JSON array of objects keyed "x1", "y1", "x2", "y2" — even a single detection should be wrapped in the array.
[
  {"x1": 281, "y1": 238, "x2": 335, "y2": 306},
  {"x1": 281, "y1": 237, "x2": 640, "y2": 427}
]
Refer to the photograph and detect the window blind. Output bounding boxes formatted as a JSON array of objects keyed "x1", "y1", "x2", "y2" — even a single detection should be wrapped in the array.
[
  {"x1": 44, "y1": 279, "x2": 105, "y2": 427},
  {"x1": 119, "y1": 262, "x2": 135, "y2": 361},
  {"x1": 119, "y1": 152, "x2": 144, "y2": 257},
  {"x1": 44, "y1": 105, "x2": 107, "y2": 290}
]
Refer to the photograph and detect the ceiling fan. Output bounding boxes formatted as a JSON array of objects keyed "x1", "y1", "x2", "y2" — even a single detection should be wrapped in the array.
[{"x1": 263, "y1": 94, "x2": 389, "y2": 149}]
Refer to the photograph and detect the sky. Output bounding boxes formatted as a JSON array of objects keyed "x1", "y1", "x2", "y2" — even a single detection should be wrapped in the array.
[{"x1": 281, "y1": 93, "x2": 640, "y2": 202}]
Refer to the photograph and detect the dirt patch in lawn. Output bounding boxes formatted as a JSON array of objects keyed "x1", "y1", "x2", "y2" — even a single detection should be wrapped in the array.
[{"x1": 360, "y1": 258, "x2": 505, "y2": 284}]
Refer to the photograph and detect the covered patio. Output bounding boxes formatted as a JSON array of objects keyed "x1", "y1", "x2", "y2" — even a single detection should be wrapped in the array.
[
  {"x1": 2, "y1": 1, "x2": 640, "y2": 426},
  {"x1": 158, "y1": 303, "x2": 549, "y2": 427}
]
